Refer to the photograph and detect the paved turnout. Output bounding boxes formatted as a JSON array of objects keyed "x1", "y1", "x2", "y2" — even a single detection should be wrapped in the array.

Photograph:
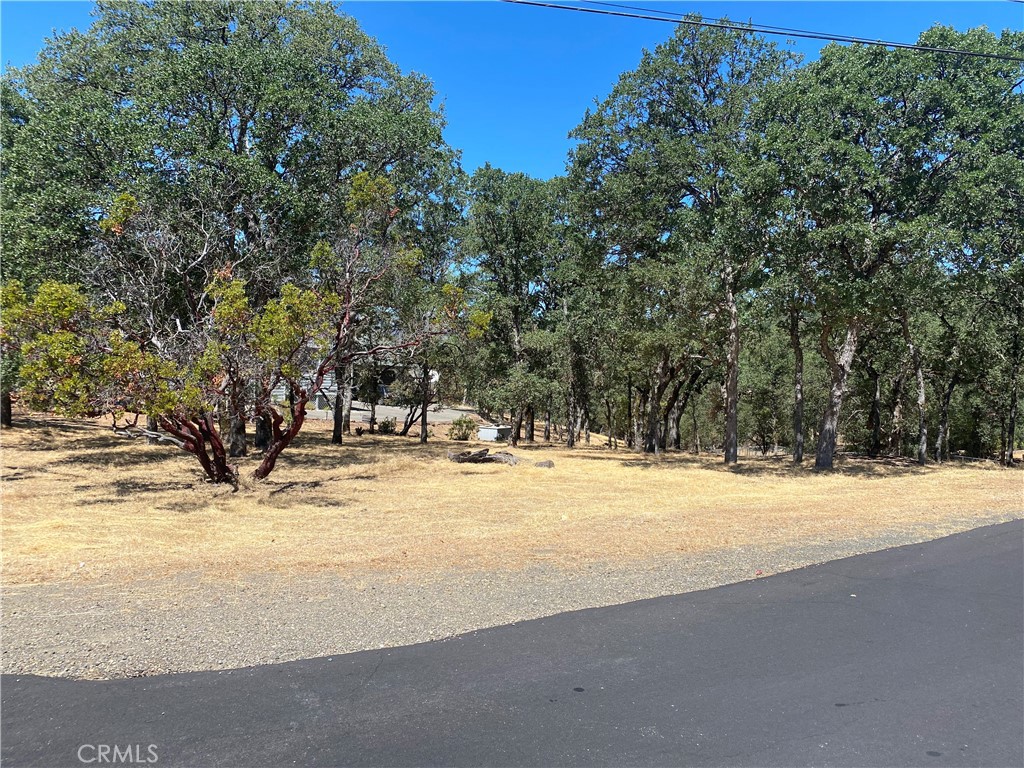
[{"x1": 3, "y1": 521, "x2": 1022, "y2": 767}]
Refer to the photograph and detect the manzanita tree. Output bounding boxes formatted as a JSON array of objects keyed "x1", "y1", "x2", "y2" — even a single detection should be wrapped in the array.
[
  {"x1": 1, "y1": 175, "x2": 463, "y2": 486},
  {"x1": 1, "y1": 0, "x2": 461, "y2": 460}
]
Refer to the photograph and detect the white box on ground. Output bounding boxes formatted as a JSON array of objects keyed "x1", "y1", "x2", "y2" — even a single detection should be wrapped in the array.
[{"x1": 477, "y1": 425, "x2": 512, "y2": 442}]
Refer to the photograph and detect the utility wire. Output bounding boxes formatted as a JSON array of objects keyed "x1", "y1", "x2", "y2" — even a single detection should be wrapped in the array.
[
  {"x1": 500, "y1": 0, "x2": 1024, "y2": 64},
  {"x1": 570, "y1": 0, "x2": 1024, "y2": 62},
  {"x1": 584, "y1": 0, "x2": 983, "y2": 42}
]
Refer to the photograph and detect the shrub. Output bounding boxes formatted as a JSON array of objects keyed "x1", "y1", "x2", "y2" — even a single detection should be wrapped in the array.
[
  {"x1": 448, "y1": 415, "x2": 476, "y2": 441},
  {"x1": 377, "y1": 416, "x2": 397, "y2": 435}
]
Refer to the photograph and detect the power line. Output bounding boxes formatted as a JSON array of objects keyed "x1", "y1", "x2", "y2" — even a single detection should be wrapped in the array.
[
  {"x1": 573, "y1": 0, "x2": 1024, "y2": 62},
  {"x1": 585, "y1": 0, "x2": 970, "y2": 42},
  {"x1": 500, "y1": 0, "x2": 1024, "y2": 64},
  {"x1": 528, "y1": 0, "x2": 1024, "y2": 62}
]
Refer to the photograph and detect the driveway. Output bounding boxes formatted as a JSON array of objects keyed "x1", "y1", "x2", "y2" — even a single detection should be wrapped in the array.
[
  {"x1": 3, "y1": 521, "x2": 1021, "y2": 767},
  {"x1": 350, "y1": 401, "x2": 479, "y2": 426}
]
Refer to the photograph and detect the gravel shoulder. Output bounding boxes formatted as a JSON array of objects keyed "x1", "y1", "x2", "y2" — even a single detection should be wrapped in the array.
[{"x1": 3, "y1": 514, "x2": 1019, "y2": 681}]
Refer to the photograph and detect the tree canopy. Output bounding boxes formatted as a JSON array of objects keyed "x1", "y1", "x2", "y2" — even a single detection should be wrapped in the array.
[{"x1": 3, "y1": 4, "x2": 1021, "y2": 479}]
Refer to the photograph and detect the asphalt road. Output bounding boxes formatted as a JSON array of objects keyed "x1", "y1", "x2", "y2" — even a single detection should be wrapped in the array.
[{"x1": 3, "y1": 521, "x2": 1021, "y2": 768}]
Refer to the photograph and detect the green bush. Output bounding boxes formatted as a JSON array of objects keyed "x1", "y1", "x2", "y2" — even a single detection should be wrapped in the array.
[
  {"x1": 377, "y1": 416, "x2": 397, "y2": 435},
  {"x1": 447, "y1": 415, "x2": 476, "y2": 441}
]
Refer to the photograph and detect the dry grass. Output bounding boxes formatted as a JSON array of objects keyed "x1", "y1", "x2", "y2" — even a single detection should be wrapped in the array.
[{"x1": 1, "y1": 413, "x2": 1021, "y2": 586}]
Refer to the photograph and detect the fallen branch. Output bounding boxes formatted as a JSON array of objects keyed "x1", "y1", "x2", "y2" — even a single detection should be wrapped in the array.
[
  {"x1": 112, "y1": 426, "x2": 186, "y2": 449},
  {"x1": 446, "y1": 448, "x2": 519, "y2": 466},
  {"x1": 268, "y1": 479, "x2": 326, "y2": 496}
]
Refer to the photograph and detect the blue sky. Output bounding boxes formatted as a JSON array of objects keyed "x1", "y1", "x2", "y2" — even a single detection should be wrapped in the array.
[{"x1": 2, "y1": 1, "x2": 1021, "y2": 179}]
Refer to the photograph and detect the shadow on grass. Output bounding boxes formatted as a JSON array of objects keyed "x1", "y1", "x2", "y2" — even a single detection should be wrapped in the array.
[
  {"x1": 71, "y1": 480, "x2": 196, "y2": 496},
  {"x1": 50, "y1": 430, "x2": 940, "y2": 480},
  {"x1": 7, "y1": 414, "x2": 106, "y2": 435},
  {"x1": 7, "y1": 415, "x2": 184, "y2": 467},
  {"x1": 568, "y1": 448, "x2": 937, "y2": 478},
  {"x1": 111, "y1": 479, "x2": 196, "y2": 495},
  {"x1": 271, "y1": 431, "x2": 470, "y2": 472},
  {"x1": 14, "y1": 412, "x2": 544, "y2": 467},
  {"x1": 53, "y1": 442, "x2": 181, "y2": 468},
  {"x1": 11, "y1": 413, "x2": 971, "y2": 491},
  {"x1": 713, "y1": 456, "x2": 934, "y2": 479}
]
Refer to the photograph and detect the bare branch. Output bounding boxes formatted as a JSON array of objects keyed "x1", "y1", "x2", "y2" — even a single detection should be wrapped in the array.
[{"x1": 112, "y1": 426, "x2": 187, "y2": 448}]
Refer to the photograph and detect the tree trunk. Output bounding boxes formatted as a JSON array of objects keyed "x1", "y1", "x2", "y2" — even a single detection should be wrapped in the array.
[
  {"x1": 901, "y1": 314, "x2": 928, "y2": 466},
  {"x1": 666, "y1": 399, "x2": 680, "y2": 451},
  {"x1": 524, "y1": 405, "x2": 535, "y2": 442},
  {"x1": 644, "y1": 389, "x2": 661, "y2": 455},
  {"x1": 399, "y1": 402, "x2": 420, "y2": 436},
  {"x1": 544, "y1": 404, "x2": 551, "y2": 442},
  {"x1": 419, "y1": 361, "x2": 430, "y2": 444},
  {"x1": 566, "y1": 400, "x2": 577, "y2": 449},
  {"x1": 510, "y1": 409, "x2": 523, "y2": 447},
  {"x1": 661, "y1": 379, "x2": 681, "y2": 453},
  {"x1": 1, "y1": 391, "x2": 12, "y2": 428},
  {"x1": 228, "y1": 416, "x2": 247, "y2": 458},
  {"x1": 369, "y1": 401, "x2": 377, "y2": 433},
  {"x1": 1006, "y1": 330, "x2": 1020, "y2": 466},
  {"x1": 332, "y1": 370, "x2": 345, "y2": 445},
  {"x1": 160, "y1": 414, "x2": 238, "y2": 486},
  {"x1": 903, "y1": 316, "x2": 929, "y2": 465},
  {"x1": 789, "y1": 304, "x2": 804, "y2": 463},
  {"x1": 216, "y1": 402, "x2": 229, "y2": 438},
  {"x1": 605, "y1": 398, "x2": 616, "y2": 449},
  {"x1": 866, "y1": 362, "x2": 881, "y2": 459},
  {"x1": 254, "y1": 397, "x2": 307, "y2": 480},
  {"x1": 640, "y1": 353, "x2": 679, "y2": 455},
  {"x1": 254, "y1": 412, "x2": 272, "y2": 451},
  {"x1": 662, "y1": 370, "x2": 700, "y2": 452},
  {"x1": 723, "y1": 275, "x2": 740, "y2": 465},
  {"x1": 633, "y1": 388, "x2": 647, "y2": 453},
  {"x1": 888, "y1": 373, "x2": 906, "y2": 457},
  {"x1": 691, "y1": 397, "x2": 700, "y2": 454},
  {"x1": 643, "y1": 367, "x2": 664, "y2": 455},
  {"x1": 999, "y1": 416, "x2": 1008, "y2": 465},
  {"x1": 815, "y1": 322, "x2": 859, "y2": 470},
  {"x1": 204, "y1": 418, "x2": 235, "y2": 482},
  {"x1": 934, "y1": 375, "x2": 957, "y2": 463},
  {"x1": 676, "y1": 376, "x2": 707, "y2": 454},
  {"x1": 341, "y1": 361, "x2": 354, "y2": 435},
  {"x1": 626, "y1": 377, "x2": 635, "y2": 449},
  {"x1": 146, "y1": 415, "x2": 160, "y2": 445}
]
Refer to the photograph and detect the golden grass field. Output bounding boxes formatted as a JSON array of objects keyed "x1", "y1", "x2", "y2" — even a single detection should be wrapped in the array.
[{"x1": 1, "y1": 413, "x2": 1021, "y2": 586}]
